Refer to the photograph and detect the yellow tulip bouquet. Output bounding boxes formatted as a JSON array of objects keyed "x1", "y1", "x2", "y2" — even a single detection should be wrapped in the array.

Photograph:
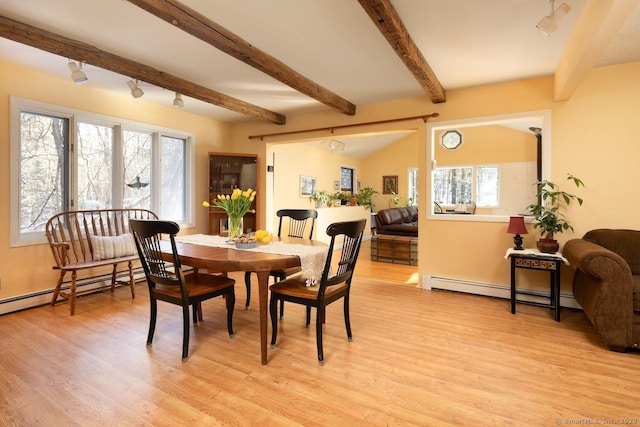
[{"x1": 203, "y1": 188, "x2": 256, "y2": 239}]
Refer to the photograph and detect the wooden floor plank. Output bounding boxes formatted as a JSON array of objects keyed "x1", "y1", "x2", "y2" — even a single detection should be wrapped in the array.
[{"x1": 1, "y1": 241, "x2": 639, "y2": 426}]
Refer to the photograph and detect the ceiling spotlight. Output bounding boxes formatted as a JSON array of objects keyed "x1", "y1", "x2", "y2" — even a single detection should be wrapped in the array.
[
  {"x1": 173, "y1": 92, "x2": 184, "y2": 108},
  {"x1": 67, "y1": 61, "x2": 87, "y2": 84},
  {"x1": 536, "y1": 0, "x2": 571, "y2": 36},
  {"x1": 127, "y1": 79, "x2": 144, "y2": 98}
]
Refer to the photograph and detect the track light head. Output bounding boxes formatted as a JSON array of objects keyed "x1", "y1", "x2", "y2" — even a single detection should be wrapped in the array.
[
  {"x1": 536, "y1": 0, "x2": 571, "y2": 36},
  {"x1": 173, "y1": 92, "x2": 184, "y2": 108},
  {"x1": 127, "y1": 80, "x2": 144, "y2": 98},
  {"x1": 67, "y1": 61, "x2": 87, "y2": 84}
]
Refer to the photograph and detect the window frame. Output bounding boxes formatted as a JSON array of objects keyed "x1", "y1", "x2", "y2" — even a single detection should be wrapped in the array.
[{"x1": 10, "y1": 97, "x2": 195, "y2": 247}]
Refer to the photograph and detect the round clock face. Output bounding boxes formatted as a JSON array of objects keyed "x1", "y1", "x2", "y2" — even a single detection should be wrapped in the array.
[{"x1": 442, "y1": 130, "x2": 462, "y2": 149}]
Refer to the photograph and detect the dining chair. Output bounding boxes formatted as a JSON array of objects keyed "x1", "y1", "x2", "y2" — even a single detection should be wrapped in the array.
[
  {"x1": 244, "y1": 209, "x2": 318, "y2": 315},
  {"x1": 269, "y1": 219, "x2": 366, "y2": 365},
  {"x1": 130, "y1": 219, "x2": 235, "y2": 361}
]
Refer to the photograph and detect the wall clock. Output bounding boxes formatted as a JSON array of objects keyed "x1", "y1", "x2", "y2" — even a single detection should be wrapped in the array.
[{"x1": 442, "y1": 130, "x2": 462, "y2": 149}]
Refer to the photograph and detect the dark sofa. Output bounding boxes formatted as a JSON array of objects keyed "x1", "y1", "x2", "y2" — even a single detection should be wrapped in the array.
[
  {"x1": 374, "y1": 206, "x2": 418, "y2": 237},
  {"x1": 563, "y1": 229, "x2": 640, "y2": 352}
]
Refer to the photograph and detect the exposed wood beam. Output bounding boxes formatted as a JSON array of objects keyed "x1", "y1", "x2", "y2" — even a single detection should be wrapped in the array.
[
  {"x1": 0, "y1": 14, "x2": 286, "y2": 124},
  {"x1": 358, "y1": 0, "x2": 446, "y2": 104},
  {"x1": 554, "y1": 0, "x2": 640, "y2": 100},
  {"x1": 126, "y1": 0, "x2": 357, "y2": 116}
]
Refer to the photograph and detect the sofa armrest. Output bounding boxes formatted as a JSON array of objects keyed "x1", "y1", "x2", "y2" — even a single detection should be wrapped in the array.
[
  {"x1": 563, "y1": 238, "x2": 634, "y2": 348},
  {"x1": 564, "y1": 239, "x2": 632, "y2": 281}
]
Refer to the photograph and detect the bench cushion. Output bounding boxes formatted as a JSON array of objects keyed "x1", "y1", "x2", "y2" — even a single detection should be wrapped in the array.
[{"x1": 92, "y1": 234, "x2": 136, "y2": 260}]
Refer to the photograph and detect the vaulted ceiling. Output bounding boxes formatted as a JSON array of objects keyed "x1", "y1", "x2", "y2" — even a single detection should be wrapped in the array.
[{"x1": 1, "y1": 0, "x2": 639, "y2": 127}]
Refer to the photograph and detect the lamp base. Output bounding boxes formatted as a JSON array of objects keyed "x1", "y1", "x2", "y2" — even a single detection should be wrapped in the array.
[{"x1": 513, "y1": 234, "x2": 524, "y2": 250}]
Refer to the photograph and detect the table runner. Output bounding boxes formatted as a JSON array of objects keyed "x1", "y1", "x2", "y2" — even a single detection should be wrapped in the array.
[{"x1": 175, "y1": 234, "x2": 328, "y2": 284}]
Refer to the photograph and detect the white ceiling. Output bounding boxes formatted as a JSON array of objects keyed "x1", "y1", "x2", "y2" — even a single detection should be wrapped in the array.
[{"x1": 1, "y1": 0, "x2": 639, "y2": 157}]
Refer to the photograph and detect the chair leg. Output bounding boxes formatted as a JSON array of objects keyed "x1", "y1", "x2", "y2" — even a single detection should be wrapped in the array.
[
  {"x1": 182, "y1": 305, "x2": 190, "y2": 361},
  {"x1": 192, "y1": 303, "x2": 199, "y2": 324},
  {"x1": 51, "y1": 271, "x2": 66, "y2": 306},
  {"x1": 316, "y1": 306, "x2": 324, "y2": 365},
  {"x1": 69, "y1": 271, "x2": 77, "y2": 316},
  {"x1": 344, "y1": 294, "x2": 353, "y2": 341},
  {"x1": 305, "y1": 306, "x2": 311, "y2": 326},
  {"x1": 244, "y1": 271, "x2": 252, "y2": 309},
  {"x1": 270, "y1": 295, "x2": 279, "y2": 348},
  {"x1": 147, "y1": 298, "x2": 157, "y2": 346},
  {"x1": 127, "y1": 261, "x2": 136, "y2": 299},
  {"x1": 226, "y1": 289, "x2": 235, "y2": 337}
]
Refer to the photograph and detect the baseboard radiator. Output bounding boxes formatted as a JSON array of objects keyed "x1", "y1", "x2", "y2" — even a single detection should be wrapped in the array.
[
  {"x1": 422, "y1": 275, "x2": 581, "y2": 309},
  {"x1": 0, "y1": 269, "x2": 148, "y2": 316}
]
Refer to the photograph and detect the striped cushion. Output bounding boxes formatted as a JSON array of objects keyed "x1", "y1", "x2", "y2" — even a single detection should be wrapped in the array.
[{"x1": 92, "y1": 234, "x2": 136, "y2": 260}]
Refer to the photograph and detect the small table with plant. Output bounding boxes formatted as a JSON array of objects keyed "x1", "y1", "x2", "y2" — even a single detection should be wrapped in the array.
[{"x1": 505, "y1": 248, "x2": 568, "y2": 322}]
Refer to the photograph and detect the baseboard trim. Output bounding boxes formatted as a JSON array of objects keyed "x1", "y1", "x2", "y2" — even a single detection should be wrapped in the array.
[
  {"x1": 0, "y1": 270, "x2": 147, "y2": 316},
  {"x1": 421, "y1": 275, "x2": 581, "y2": 309}
]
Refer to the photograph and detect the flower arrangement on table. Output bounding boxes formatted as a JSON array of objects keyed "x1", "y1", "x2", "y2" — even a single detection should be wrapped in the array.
[{"x1": 203, "y1": 188, "x2": 256, "y2": 239}]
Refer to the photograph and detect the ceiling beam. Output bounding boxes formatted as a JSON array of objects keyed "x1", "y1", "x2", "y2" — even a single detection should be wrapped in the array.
[
  {"x1": 358, "y1": 0, "x2": 446, "y2": 104},
  {"x1": 554, "y1": 0, "x2": 640, "y2": 101},
  {"x1": 126, "y1": 0, "x2": 357, "y2": 116},
  {"x1": 0, "y1": 14, "x2": 286, "y2": 124}
]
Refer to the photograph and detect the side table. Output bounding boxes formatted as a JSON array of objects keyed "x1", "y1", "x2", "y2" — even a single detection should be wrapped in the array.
[{"x1": 505, "y1": 248, "x2": 568, "y2": 322}]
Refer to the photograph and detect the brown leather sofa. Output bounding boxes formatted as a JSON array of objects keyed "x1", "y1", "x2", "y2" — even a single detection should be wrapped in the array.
[
  {"x1": 563, "y1": 229, "x2": 640, "y2": 352},
  {"x1": 374, "y1": 206, "x2": 418, "y2": 237}
]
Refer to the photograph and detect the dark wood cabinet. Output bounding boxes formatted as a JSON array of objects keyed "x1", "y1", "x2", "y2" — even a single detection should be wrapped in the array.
[{"x1": 207, "y1": 152, "x2": 258, "y2": 235}]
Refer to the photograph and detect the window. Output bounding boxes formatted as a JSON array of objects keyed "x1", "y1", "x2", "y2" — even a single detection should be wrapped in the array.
[
  {"x1": 408, "y1": 168, "x2": 418, "y2": 206},
  {"x1": 340, "y1": 166, "x2": 354, "y2": 193},
  {"x1": 433, "y1": 165, "x2": 499, "y2": 206},
  {"x1": 11, "y1": 98, "x2": 194, "y2": 246}
]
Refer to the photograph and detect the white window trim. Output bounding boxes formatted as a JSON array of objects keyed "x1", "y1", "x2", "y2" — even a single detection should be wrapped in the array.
[{"x1": 10, "y1": 96, "x2": 195, "y2": 247}]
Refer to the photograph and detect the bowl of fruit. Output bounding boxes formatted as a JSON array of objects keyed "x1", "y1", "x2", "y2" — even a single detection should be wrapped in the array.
[{"x1": 234, "y1": 235, "x2": 258, "y2": 249}]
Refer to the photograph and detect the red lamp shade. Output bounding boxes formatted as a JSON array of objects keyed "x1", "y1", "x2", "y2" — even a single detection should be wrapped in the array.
[
  {"x1": 507, "y1": 216, "x2": 528, "y2": 235},
  {"x1": 507, "y1": 216, "x2": 528, "y2": 250}
]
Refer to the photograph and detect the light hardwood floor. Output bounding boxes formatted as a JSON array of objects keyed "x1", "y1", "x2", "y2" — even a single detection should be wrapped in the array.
[{"x1": 1, "y1": 241, "x2": 639, "y2": 426}]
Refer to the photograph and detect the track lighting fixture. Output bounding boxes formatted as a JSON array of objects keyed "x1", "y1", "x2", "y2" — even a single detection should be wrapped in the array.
[
  {"x1": 67, "y1": 61, "x2": 87, "y2": 84},
  {"x1": 536, "y1": 0, "x2": 571, "y2": 36},
  {"x1": 127, "y1": 79, "x2": 144, "y2": 98},
  {"x1": 173, "y1": 92, "x2": 184, "y2": 108}
]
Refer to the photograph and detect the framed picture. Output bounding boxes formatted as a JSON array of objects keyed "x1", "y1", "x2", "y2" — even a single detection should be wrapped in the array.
[
  {"x1": 333, "y1": 180, "x2": 340, "y2": 190},
  {"x1": 300, "y1": 175, "x2": 317, "y2": 197},
  {"x1": 383, "y1": 175, "x2": 398, "y2": 194}
]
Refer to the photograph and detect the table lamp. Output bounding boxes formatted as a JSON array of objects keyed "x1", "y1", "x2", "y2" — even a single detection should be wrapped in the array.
[{"x1": 507, "y1": 216, "x2": 528, "y2": 250}]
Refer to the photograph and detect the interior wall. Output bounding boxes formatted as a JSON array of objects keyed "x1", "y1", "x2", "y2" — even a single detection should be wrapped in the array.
[
  {"x1": 0, "y1": 59, "x2": 232, "y2": 301},
  {"x1": 266, "y1": 142, "x2": 364, "y2": 232},
  {"x1": 359, "y1": 132, "x2": 419, "y2": 211},
  {"x1": 232, "y1": 62, "x2": 640, "y2": 296}
]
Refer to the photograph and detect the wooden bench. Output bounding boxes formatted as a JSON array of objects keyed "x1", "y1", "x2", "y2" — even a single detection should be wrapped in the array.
[{"x1": 46, "y1": 208, "x2": 158, "y2": 315}]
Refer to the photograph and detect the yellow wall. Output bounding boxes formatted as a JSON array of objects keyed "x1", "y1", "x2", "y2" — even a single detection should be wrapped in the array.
[
  {"x1": 2, "y1": 54, "x2": 640, "y2": 305},
  {"x1": 435, "y1": 125, "x2": 536, "y2": 165},
  {"x1": 266, "y1": 142, "x2": 365, "y2": 230},
  {"x1": 230, "y1": 62, "x2": 640, "y2": 294},
  {"x1": 360, "y1": 132, "x2": 419, "y2": 210},
  {"x1": 0, "y1": 59, "x2": 232, "y2": 300}
]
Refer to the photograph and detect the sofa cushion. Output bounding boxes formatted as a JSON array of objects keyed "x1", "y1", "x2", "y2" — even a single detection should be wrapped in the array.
[{"x1": 583, "y1": 229, "x2": 640, "y2": 275}]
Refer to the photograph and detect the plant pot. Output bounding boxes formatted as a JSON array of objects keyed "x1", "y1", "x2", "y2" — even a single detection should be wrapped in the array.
[{"x1": 537, "y1": 238, "x2": 559, "y2": 254}]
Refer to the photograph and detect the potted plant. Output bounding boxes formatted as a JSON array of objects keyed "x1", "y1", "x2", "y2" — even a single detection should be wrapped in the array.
[
  {"x1": 356, "y1": 186, "x2": 378, "y2": 210},
  {"x1": 309, "y1": 190, "x2": 331, "y2": 208},
  {"x1": 526, "y1": 174, "x2": 584, "y2": 253}
]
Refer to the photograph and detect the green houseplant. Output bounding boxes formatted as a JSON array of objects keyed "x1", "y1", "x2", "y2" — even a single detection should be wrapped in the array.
[
  {"x1": 309, "y1": 190, "x2": 331, "y2": 208},
  {"x1": 526, "y1": 174, "x2": 584, "y2": 253},
  {"x1": 355, "y1": 186, "x2": 378, "y2": 210}
]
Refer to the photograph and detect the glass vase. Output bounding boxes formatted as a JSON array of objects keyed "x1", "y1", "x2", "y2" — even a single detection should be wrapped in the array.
[{"x1": 227, "y1": 214, "x2": 244, "y2": 240}]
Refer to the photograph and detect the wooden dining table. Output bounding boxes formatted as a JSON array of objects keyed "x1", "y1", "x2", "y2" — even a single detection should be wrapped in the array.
[{"x1": 160, "y1": 236, "x2": 326, "y2": 365}]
